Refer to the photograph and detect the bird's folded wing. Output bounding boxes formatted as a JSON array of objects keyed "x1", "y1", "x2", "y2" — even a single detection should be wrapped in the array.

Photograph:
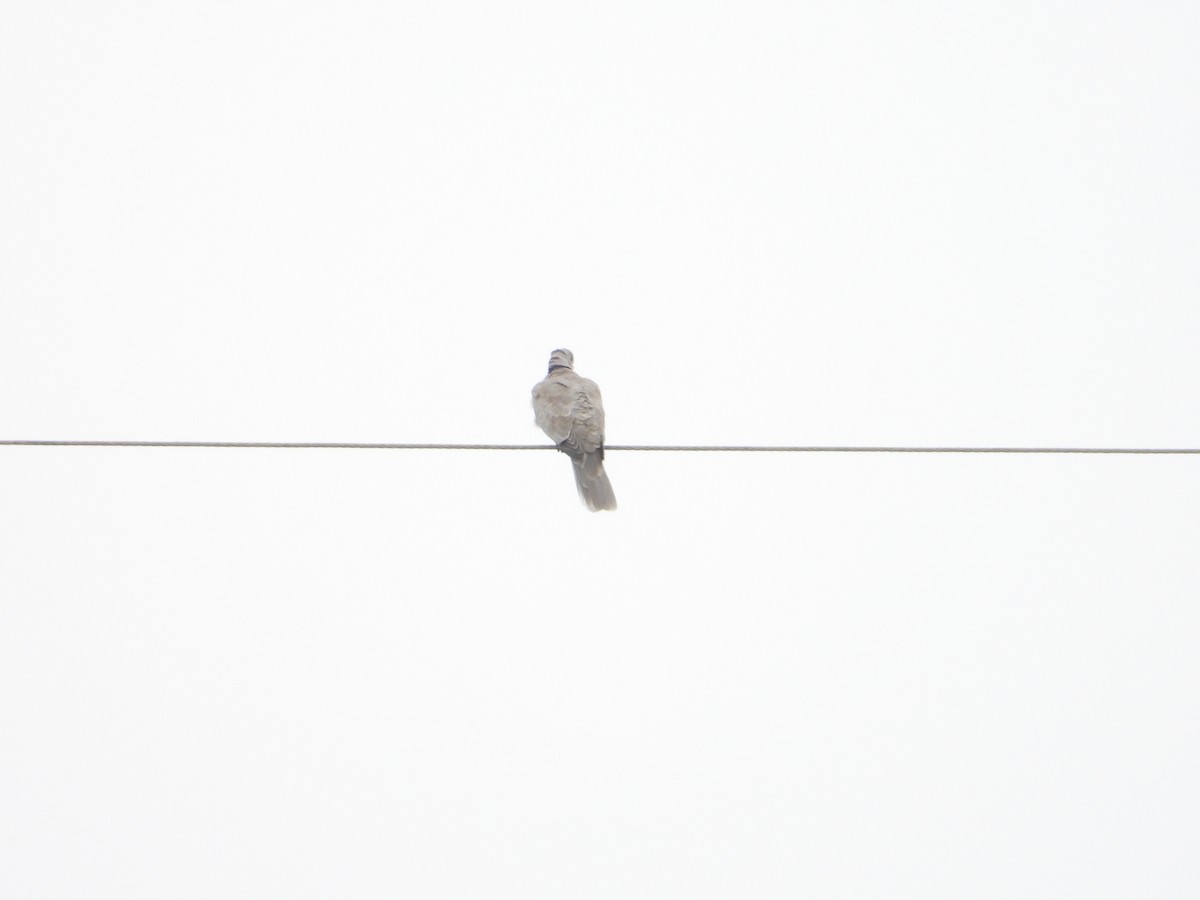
[{"x1": 532, "y1": 379, "x2": 577, "y2": 444}]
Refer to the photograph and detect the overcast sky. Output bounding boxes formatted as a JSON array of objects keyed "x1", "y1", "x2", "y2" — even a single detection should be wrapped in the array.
[{"x1": 2, "y1": 2, "x2": 1198, "y2": 898}]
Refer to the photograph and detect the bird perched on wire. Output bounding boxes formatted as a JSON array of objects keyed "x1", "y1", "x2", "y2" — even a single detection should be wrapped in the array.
[{"x1": 532, "y1": 349, "x2": 617, "y2": 511}]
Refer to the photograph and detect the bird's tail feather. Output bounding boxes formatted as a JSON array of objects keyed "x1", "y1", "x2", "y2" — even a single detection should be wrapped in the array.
[{"x1": 573, "y1": 455, "x2": 617, "y2": 511}]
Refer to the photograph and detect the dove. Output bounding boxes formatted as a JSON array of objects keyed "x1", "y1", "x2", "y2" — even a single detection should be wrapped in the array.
[{"x1": 532, "y1": 349, "x2": 617, "y2": 511}]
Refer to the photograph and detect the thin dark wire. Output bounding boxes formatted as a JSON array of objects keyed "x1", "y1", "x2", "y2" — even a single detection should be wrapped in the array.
[{"x1": 1, "y1": 441, "x2": 1197, "y2": 454}]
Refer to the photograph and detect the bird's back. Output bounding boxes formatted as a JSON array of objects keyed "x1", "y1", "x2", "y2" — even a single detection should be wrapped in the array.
[{"x1": 533, "y1": 369, "x2": 605, "y2": 450}]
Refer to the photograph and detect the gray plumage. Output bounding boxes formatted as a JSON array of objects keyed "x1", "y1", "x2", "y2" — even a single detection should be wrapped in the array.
[{"x1": 532, "y1": 349, "x2": 617, "y2": 511}]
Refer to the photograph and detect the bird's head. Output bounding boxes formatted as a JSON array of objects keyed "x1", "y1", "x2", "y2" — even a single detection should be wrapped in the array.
[{"x1": 548, "y1": 349, "x2": 574, "y2": 372}]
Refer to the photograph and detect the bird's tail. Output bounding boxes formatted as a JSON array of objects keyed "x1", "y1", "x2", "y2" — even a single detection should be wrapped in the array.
[{"x1": 573, "y1": 453, "x2": 617, "y2": 511}]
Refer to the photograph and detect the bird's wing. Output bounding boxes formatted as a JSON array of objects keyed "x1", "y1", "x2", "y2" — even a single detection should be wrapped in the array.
[
  {"x1": 570, "y1": 377, "x2": 606, "y2": 453},
  {"x1": 532, "y1": 375, "x2": 579, "y2": 444}
]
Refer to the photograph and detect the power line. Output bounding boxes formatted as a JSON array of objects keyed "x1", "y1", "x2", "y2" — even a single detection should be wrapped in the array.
[
  {"x1": 617, "y1": 446, "x2": 1200, "y2": 454},
  {"x1": 1, "y1": 440, "x2": 1197, "y2": 454}
]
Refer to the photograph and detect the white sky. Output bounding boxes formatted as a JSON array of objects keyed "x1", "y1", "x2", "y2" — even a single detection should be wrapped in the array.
[{"x1": 2, "y1": 2, "x2": 1198, "y2": 897}]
